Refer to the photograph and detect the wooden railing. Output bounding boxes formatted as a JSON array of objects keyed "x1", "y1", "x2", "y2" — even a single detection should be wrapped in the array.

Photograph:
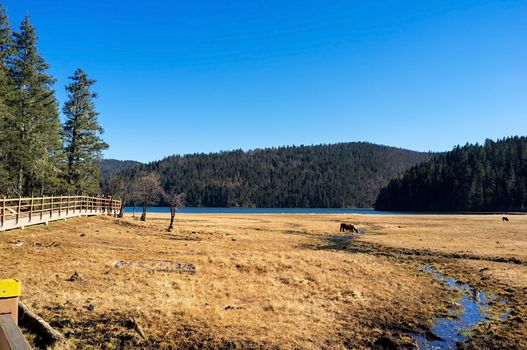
[
  {"x1": 0, "y1": 315, "x2": 31, "y2": 349},
  {"x1": 0, "y1": 195, "x2": 122, "y2": 231}
]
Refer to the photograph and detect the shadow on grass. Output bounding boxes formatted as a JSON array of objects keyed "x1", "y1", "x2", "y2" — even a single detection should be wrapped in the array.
[{"x1": 300, "y1": 233, "x2": 527, "y2": 267}]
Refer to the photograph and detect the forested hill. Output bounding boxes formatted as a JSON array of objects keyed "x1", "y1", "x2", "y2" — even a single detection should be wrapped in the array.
[
  {"x1": 375, "y1": 137, "x2": 527, "y2": 212},
  {"x1": 133, "y1": 142, "x2": 433, "y2": 208},
  {"x1": 100, "y1": 159, "x2": 142, "y2": 177}
]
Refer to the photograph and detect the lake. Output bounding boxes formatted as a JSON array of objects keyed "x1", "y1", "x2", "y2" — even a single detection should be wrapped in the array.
[{"x1": 123, "y1": 207, "x2": 406, "y2": 215}]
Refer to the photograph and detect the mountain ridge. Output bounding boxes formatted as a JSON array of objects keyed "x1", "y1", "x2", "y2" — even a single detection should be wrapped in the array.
[{"x1": 112, "y1": 141, "x2": 434, "y2": 208}]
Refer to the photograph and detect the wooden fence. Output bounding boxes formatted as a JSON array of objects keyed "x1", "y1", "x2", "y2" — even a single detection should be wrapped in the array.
[{"x1": 0, "y1": 195, "x2": 122, "y2": 231}]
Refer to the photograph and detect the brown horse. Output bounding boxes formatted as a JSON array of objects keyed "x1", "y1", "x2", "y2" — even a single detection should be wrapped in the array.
[{"x1": 340, "y1": 223, "x2": 359, "y2": 233}]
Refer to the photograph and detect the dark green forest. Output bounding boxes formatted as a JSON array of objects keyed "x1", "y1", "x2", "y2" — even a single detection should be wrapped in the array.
[
  {"x1": 375, "y1": 137, "x2": 527, "y2": 212},
  {"x1": 100, "y1": 159, "x2": 142, "y2": 177},
  {"x1": 118, "y1": 142, "x2": 433, "y2": 208}
]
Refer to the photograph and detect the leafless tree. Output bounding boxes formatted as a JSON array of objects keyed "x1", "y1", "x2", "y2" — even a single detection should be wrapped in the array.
[
  {"x1": 164, "y1": 190, "x2": 186, "y2": 232},
  {"x1": 129, "y1": 190, "x2": 141, "y2": 218},
  {"x1": 104, "y1": 174, "x2": 132, "y2": 217},
  {"x1": 132, "y1": 172, "x2": 163, "y2": 221}
]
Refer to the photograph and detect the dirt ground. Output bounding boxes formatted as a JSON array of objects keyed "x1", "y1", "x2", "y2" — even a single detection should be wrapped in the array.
[{"x1": 0, "y1": 213, "x2": 525, "y2": 349}]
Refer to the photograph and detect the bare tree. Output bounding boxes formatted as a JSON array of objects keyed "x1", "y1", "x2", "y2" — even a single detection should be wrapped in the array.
[
  {"x1": 104, "y1": 174, "x2": 132, "y2": 217},
  {"x1": 133, "y1": 172, "x2": 163, "y2": 221},
  {"x1": 129, "y1": 190, "x2": 140, "y2": 219},
  {"x1": 165, "y1": 190, "x2": 186, "y2": 232}
]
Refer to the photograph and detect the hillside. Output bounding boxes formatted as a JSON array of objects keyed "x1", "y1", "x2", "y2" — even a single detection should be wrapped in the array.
[
  {"x1": 375, "y1": 136, "x2": 527, "y2": 212},
  {"x1": 130, "y1": 142, "x2": 433, "y2": 208},
  {"x1": 100, "y1": 159, "x2": 142, "y2": 177}
]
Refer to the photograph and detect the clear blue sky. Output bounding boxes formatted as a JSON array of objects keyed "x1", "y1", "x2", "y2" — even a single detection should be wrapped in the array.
[{"x1": 3, "y1": 0, "x2": 527, "y2": 162}]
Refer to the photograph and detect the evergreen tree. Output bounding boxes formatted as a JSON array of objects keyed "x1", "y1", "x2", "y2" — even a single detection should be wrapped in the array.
[
  {"x1": 0, "y1": 4, "x2": 12, "y2": 71},
  {"x1": 63, "y1": 68, "x2": 108, "y2": 194},
  {"x1": 0, "y1": 4, "x2": 15, "y2": 194},
  {"x1": 0, "y1": 4, "x2": 13, "y2": 67},
  {"x1": 7, "y1": 16, "x2": 63, "y2": 195}
]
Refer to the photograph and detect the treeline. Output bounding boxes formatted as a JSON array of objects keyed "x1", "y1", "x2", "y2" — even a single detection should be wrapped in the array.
[
  {"x1": 100, "y1": 159, "x2": 142, "y2": 178},
  {"x1": 107, "y1": 142, "x2": 433, "y2": 208},
  {"x1": 375, "y1": 136, "x2": 527, "y2": 212},
  {"x1": 0, "y1": 3, "x2": 107, "y2": 197}
]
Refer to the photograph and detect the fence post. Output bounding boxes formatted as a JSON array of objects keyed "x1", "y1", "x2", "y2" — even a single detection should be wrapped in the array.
[
  {"x1": 50, "y1": 195, "x2": 54, "y2": 218},
  {"x1": 16, "y1": 197, "x2": 21, "y2": 224},
  {"x1": 59, "y1": 195, "x2": 62, "y2": 217},
  {"x1": 29, "y1": 196, "x2": 33, "y2": 222},
  {"x1": 1, "y1": 197, "x2": 4, "y2": 227},
  {"x1": 0, "y1": 279, "x2": 32, "y2": 349}
]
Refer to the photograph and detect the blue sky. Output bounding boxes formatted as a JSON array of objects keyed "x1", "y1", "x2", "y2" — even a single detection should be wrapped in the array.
[{"x1": 3, "y1": 0, "x2": 526, "y2": 162}]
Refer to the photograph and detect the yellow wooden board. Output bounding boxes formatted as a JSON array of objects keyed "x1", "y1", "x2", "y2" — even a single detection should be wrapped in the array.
[{"x1": 0, "y1": 279, "x2": 21, "y2": 298}]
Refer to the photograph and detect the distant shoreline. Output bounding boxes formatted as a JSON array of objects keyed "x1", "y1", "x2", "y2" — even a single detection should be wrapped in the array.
[{"x1": 123, "y1": 207, "x2": 526, "y2": 215}]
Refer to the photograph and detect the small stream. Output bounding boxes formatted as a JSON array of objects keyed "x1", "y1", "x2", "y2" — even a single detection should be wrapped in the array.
[{"x1": 414, "y1": 265, "x2": 509, "y2": 349}]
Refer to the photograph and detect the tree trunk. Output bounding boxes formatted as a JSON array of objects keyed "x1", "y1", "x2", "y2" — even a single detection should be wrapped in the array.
[
  {"x1": 17, "y1": 168, "x2": 23, "y2": 197},
  {"x1": 167, "y1": 206, "x2": 176, "y2": 232},
  {"x1": 118, "y1": 202, "x2": 125, "y2": 218},
  {"x1": 140, "y1": 201, "x2": 147, "y2": 221}
]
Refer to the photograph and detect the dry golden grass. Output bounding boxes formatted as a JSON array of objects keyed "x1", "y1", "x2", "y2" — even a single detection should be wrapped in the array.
[
  {"x1": 348, "y1": 214, "x2": 527, "y2": 293},
  {"x1": 355, "y1": 214, "x2": 527, "y2": 260},
  {"x1": 0, "y1": 213, "x2": 525, "y2": 349}
]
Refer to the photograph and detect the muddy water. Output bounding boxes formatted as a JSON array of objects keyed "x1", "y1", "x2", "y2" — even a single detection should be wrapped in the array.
[{"x1": 414, "y1": 266, "x2": 509, "y2": 349}]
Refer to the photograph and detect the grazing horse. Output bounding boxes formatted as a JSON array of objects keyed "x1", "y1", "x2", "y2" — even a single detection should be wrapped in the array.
[
  {"x1": 340, "y1": 223, "x2": 359, "y2": 233},
  {"x1": 502, "y1": 217, "x2": 509, "y2": 222}
]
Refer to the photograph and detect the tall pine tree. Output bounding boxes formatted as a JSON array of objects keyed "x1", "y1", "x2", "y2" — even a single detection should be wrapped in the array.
[
  {"x1": 63, "y1": 68, "x2": 108, "y2": 194},
  {"x1": 7, "y1": 16, "x2": 63, "y2": 195},
  {"x1": 0, "y1": 4, "x2": 15, "y2": 194}
]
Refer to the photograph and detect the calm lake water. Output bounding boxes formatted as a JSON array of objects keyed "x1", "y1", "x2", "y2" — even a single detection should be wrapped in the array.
[{"x1": 123, "y1": 207, "x2": 406, "y2": 215}]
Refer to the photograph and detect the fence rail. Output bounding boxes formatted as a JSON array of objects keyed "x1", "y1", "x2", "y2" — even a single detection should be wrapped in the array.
[{"x1": 0, "y1": 195, "x2": 122, "y2": 231}]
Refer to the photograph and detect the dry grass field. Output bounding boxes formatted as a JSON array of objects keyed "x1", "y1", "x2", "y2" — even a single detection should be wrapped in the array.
[{"x1": 0, "y1": 213, "x2": 525, "y2": 349}]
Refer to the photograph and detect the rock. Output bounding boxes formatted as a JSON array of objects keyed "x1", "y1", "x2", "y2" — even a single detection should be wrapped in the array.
[
  {"x1": 67, "y1": 271, "x2": 84, "y2": 282},
  {"x1": 10, "y1": 240, "x2": 25, "y2": 247},
  {"x1": 224, "y1": 304, "x2": 244, "y2": 310}
]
